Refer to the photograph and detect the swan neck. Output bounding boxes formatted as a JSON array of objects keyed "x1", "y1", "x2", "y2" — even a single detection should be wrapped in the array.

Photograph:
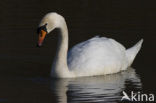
[
  {"x1": 51, "y1": 20, "x2": 71, "y2": 78},
  {"x1": 57, "y1": 21, "x2": 68, "y2": 63}
]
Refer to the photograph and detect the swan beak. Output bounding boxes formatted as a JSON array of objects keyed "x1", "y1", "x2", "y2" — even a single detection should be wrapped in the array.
[{"x1": 37, "y1": 30, "x2": 47, "y2": 47}]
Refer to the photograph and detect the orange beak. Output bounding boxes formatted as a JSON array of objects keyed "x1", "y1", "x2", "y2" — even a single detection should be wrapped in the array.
[{"x1": 37, "y1": 30, "x2": 47, "y2": 47}]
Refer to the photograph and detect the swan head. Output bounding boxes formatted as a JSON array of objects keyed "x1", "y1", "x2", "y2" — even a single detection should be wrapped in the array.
[{"x1": 37, "y1": 12, "x2": 65, "y2": 47}]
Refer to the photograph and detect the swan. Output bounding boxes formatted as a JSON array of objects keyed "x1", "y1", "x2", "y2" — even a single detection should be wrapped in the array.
[{"x1": 37, "y1": 12, "x2": 143, "y2": 78}]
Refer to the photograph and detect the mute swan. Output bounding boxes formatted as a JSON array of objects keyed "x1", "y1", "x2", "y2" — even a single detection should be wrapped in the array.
[{"x1": 37, "y1": 12, "x2": 143, "y2": 78}]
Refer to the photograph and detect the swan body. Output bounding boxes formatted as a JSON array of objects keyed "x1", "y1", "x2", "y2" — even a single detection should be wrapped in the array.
[{"x1": 37, "y1": 12, "x2": 143, "y2": 78}]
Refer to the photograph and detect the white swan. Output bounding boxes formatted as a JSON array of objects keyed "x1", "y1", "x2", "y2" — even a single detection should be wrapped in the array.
[{"x1": 37, "y1": 12, "x2": 143, "y2": 78}]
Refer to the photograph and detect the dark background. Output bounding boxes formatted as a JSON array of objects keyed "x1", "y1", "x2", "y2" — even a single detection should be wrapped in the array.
[{"x1": 0, "y1": 0, "x2": 155, "y2": 95}]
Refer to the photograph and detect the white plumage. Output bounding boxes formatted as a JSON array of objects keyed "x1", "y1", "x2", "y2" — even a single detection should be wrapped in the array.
[
  {"x1": 38, "y1": 12, "x2": 143, "y2": 78},
  {"x1": 68, "y1": 36, "x2": 126, "y2": 76},
  {"x1": 68, "y1": 36, "x2": 143, "y2": 77}
]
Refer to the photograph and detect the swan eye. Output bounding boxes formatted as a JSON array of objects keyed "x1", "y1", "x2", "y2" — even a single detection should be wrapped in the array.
[{"x1": 37, "y1": 23, "x2": 47, "y2": 34}]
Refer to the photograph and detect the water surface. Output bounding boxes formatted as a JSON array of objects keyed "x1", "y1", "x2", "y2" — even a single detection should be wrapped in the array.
[
  {"x1": 0, "y1": 68, "x2": 142, "y2": 103},
  {"x1": 51, "y1": 68, "x2": 142, "y2": 103}
]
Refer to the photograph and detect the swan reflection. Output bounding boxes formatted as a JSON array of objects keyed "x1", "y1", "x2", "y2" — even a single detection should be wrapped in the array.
[{"x1": 50, "y1": 68, "x2": 142, "y2": 103}]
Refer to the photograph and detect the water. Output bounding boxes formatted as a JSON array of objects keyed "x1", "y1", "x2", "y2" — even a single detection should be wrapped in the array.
[
  {"x1": 0, "y1": 0, "x2": 155, "y2": 103},
  {"x1": 51, "y1": 68, "x2": 142, "y2": 103},
  {"x1": 0, "y1": 68, "x2": 142, "y2": 103}
]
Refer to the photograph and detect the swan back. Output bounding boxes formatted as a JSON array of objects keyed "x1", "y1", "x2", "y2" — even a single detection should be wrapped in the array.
[{"x1": 67, "y1": 36, "x2": 128, "y2": 77}]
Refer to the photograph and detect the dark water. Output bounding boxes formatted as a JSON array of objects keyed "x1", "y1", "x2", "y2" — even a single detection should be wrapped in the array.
[
  {"x1": 0, "y1": 68, "x2": 141, "y2": 103},
  {"x1": 0, "y1": 0, "x2": 156, "y2": 103}
]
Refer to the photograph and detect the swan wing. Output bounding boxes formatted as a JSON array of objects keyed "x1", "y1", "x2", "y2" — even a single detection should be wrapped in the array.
[{"x1": 67, "y1": 36, "x2": 128, "y2": 76}]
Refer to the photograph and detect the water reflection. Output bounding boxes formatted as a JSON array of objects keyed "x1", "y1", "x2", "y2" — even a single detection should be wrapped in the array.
[{"x1": 50, "y1": 68, "x2": 142, "y2": 103}]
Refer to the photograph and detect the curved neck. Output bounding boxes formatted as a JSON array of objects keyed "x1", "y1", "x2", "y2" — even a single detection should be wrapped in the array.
[
  {"x1": 51, "y1": 20, "x2": 72, "y2": 78},
  {"x1": 56, "y1": 21, "x2": 68, "y2": 64}
]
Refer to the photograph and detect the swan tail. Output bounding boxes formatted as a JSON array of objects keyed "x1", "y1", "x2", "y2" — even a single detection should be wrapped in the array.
[{"x1": 126, "y1": 39, "x2": 143, "y2": 66}]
